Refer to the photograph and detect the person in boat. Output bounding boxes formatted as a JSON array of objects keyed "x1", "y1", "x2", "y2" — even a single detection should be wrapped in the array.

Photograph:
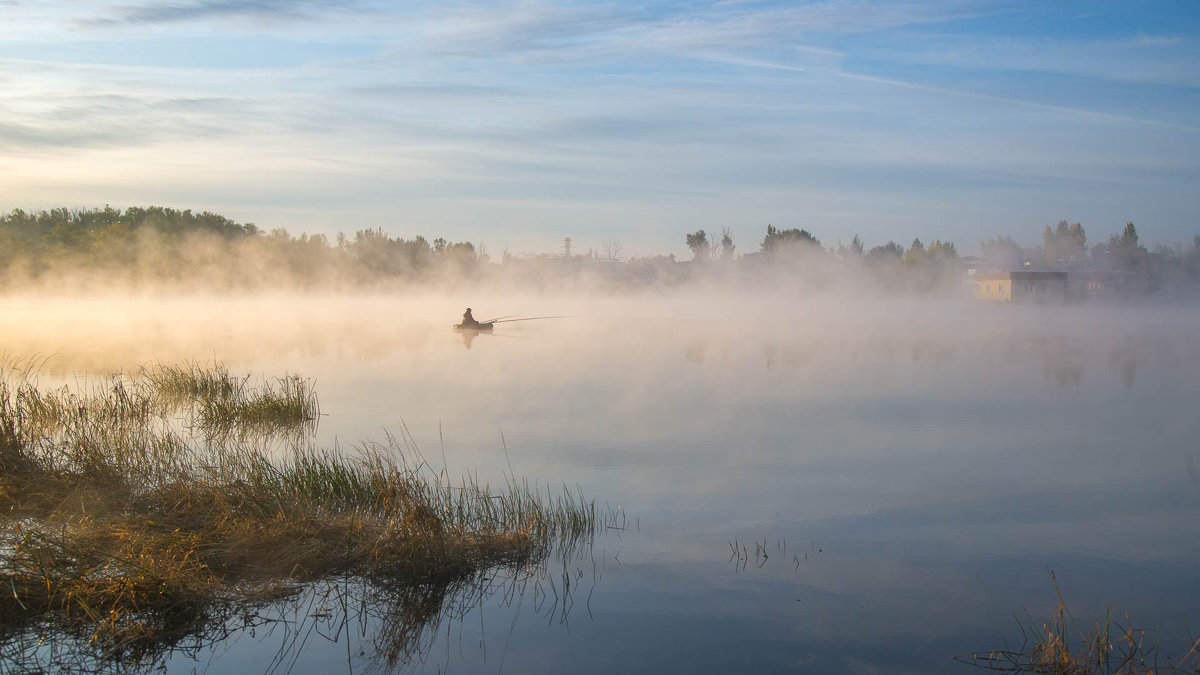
[{"x1": 461, "y1": 307, "x2": 480, "y2": 328}]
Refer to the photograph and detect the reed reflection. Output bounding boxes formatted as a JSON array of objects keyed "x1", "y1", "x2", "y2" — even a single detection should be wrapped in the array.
[{"x1": 0, "y1": 362, "x2": 611, "y2": 674}]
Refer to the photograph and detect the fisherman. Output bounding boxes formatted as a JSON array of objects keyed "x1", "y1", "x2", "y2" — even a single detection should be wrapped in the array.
[{"x1": 461, "y1": 307, "x2": 480, "y2": 328}]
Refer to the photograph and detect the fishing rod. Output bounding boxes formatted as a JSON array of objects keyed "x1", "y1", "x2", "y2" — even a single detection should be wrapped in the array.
[
  {"x1": 486, "y1": 315, "x2": 573, "y2": 324},
  {"x1": 481, "y1": 315, "x2": 515, "y2": 324}
]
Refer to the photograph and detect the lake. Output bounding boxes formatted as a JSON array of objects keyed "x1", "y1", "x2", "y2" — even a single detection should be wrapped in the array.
[{"x1": 3, "y1": 292, "x2": 1199, "y2": 673}]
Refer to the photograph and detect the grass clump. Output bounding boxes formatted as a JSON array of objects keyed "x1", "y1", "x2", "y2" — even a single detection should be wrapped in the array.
[
  {"x1": 142, "y1": 361, "x2": 319, "y2": 434},
  {"x1": 142, "y1": 361, "x2": 238, "y2": 403},
  {"x1": 957, "y1": 571, "x2": 1200, "y2": 674},
  {"x1": 0, "y1": 362, "x2": 600, "y2": 669}
]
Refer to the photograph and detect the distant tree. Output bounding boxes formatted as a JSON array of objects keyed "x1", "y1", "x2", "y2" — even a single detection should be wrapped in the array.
[
  {"x1": 14, "y1": 203, "x2": 1197, "y2": 296},
  {"x1": 44, "y1": 219, "x2": 88, "y2": 254},
  {"x1": 1042, "y1": 220, "x2": 1087, "y2": 264},
  {"x1": 1187, "y1": 235, "x2": 1200, "y2": 282},
  {"x1": 686, "y1": 230, "x2": 711, "y2": 261},
  {"x1": 902, "y1": 238, "x2": 925, "y2": 265},
  {"x1": 1120, "y1": 222, "x2": 1140, "y2": 250},
  {"x1": 865, "y1": 241, "x2": 903, "y2": 264},
  {"x1": 718, "y1": 227, "x2": 735, "y2": 261},
  {"x1": 928, "y1": 239, "x2": 958, "y2": 259},
  {"x1": 1068, "y1": 222, "x2": 1087, "y2": 256},
  {"x1": 980, "y1": 235, "x2": 1026, "y2": 271},
  {"x1": 625, "y1": 253, "x2": 684, "y2": 285},
  {"x1": 1094, "y1": 222, "x2": 1146, "y2": 272},
  {"x1": 761, "y1": 225, "x2": 821, "y2": 256},
  {"x1": 898, "y1": 238, "x2": 960, "y2": 292},
  {"x1": 862, "y1": 241, "x2": 904, "y2": 288},
  {"x1": 444, "y1": 241, "x2": 476, "y2": 258},
  {"x1": 91, "y1": 220, "x2": 137, "y2": 269}
]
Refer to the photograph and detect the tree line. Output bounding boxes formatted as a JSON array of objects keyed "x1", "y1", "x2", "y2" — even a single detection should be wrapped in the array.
[
  {"x1": 0, "y1": 206, "x2": 483, "y2": 290},
  {"x1": 978, "y1": 220, "x2": 1200, "y2": 293},
  {"x1": 683, "y1": 225, "x2": 966, "y2": 292},
  {"x1": 2, "y1": 206, "x2": 1198, "y2": 294},
  {"x1": 682, "y1": 220, "x2": 1200, "y2": 295}
]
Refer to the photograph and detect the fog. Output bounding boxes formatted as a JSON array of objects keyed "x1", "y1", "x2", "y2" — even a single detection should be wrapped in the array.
[
  {"x1": 5, "y1": 288, "x2": 1195, "y2": 507},
  {"x1": 5, "y1": 207, "x2": 1199, "y2": 303},
  {"x1": 5, "y1": 286, "x2": 1190, "y2": 366},
  {"x1": 3, "y1": 288, "x2": 1198, "y2": 673}
]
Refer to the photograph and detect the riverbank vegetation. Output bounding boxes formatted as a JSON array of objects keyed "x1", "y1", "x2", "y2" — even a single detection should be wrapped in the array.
[
  {"x1": 3, "y1": 206, "x2": 1198, "y2": 295},
  {"x1": 143, "y1": 361, "x2": 319, "y2": 435},
  {"x1": 0, "y1": 361, "x2": 601, "y2": 671},
  {"x1": 957, "y1": 572, "x2": 1200, "y2": 674}
]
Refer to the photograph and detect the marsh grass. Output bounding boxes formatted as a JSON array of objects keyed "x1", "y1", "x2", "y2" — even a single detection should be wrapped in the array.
[
  {"x1": 142, "y1": 361, "x2": 238, "y2": 403},
  {"x1": 0, "y1": 363, "x2": 601, "y2": 670},
  {"x1": 142, "y1": 361, "x2": 320, "y2": 435},
  {"x1": 957, "y1": 571, "x2": 1200, "y2": 674}
]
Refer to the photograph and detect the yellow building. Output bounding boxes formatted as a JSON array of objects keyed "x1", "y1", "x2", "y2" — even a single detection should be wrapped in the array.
[{"x1": 973, "y1": 271, "x2": 1067, "y2": 302}]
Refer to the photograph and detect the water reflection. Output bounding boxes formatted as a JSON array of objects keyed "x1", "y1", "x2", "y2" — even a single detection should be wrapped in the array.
[
  {"x1": 727, "y1": 537, "x2": 826, "y2": 573},
  {"x1": 457, "y1": 327, "x2": 493, "y2": 350},
  {"x1": 1185, "y1": 452, "x2": 1200, "y2": 486},
  {"x1": 2, "y1": 294, "x2": 1199, "y2": 673},
  {"x1": 1041, "y1": 338, "x2": 1085, "y2": 387},
  {"x1": 1111, "y1": 343, "x2": 1138, "y2": 388},
  {"x1": 2, "y1": 554, "x2": 606, "y2": 674}
]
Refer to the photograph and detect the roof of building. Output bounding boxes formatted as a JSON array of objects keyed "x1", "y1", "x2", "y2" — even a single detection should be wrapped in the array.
[{"x1": 972, "y1": 270, "x2": 1068, "y2": 281}]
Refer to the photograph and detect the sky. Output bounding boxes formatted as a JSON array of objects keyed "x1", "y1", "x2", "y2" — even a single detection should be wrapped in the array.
[{"x1": 1, "y1": 0, "x2": 1198, "y2": 257}]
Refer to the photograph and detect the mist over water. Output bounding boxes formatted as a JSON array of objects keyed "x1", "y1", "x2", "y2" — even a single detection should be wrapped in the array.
[{"x1": 3, "y1": 290, "x2": 1199, "y2": 673}]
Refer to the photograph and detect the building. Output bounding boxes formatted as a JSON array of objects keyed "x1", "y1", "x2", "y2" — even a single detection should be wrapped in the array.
[{"x1": 973, "y1": 271, "x2": 1068, "y2": 303}]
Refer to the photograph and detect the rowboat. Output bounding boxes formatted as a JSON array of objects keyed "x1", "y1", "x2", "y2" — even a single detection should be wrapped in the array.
[{"x1": 452, "y1": 322, "x2": 494, "y2": 332}]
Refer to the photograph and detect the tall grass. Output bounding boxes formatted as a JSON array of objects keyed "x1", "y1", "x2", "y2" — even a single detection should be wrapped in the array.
[
  {"x1": 957, "y1": 571, "x2": 1200, "y2": 674},
  {"x1": 142, "y1": 361, "x2": 319, "y2": 435},
  {"x1": 142, "y1": 361, "x2": 238, "y2": 403},
  {"x1": 0, "y1": 362, "x2": 602, "y2": 669}
]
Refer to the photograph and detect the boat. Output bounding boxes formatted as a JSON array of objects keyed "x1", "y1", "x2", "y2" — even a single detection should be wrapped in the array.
[{"x1": 452, "y1": 322, "x2": 494, "y2": 332}]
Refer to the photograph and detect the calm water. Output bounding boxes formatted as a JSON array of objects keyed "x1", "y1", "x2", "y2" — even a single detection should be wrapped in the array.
[{"x1": 4, "y1": 293, "x2": 1199, "y2": 673}]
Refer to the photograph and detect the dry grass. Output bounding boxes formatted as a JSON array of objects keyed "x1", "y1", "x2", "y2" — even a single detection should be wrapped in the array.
[
  {"x1": 0, "y1": 362, "x2": 600, "y2": 669},
  {"x1": 957, "y1": 571, "x2": 1200, "y2": 674}
]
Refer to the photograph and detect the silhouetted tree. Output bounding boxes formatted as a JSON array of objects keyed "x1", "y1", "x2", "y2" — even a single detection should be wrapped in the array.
[
  {"x1": 901, "y1": 238, "x2": 959, "y2": 292},
  {"x1": 686, "y1": 230, "x2": 711, "y2": 261},
  {"x1": 980, "y1": 235, "x2": 1026, "y2": 271},
  {"x1": 761, "y1": 225, "x2": 821, "y2": 256},
  {"x1": 601, "y1": 240, "x2": 622, "y2": 262},
  {"x1": 1093, "y1": 222, "x2": 1146, "y2": 272},
  {"x1": 1042, "y1": 221, "x2": 1087, "y2": 264},
  {"x1": 865, "y1": 241, "x2": 903, "y2": 264},
  {"x1": 718, "y1": 228, "x2": 735, "y2": 261},
  {"x1": 4, "y1": 203, "x2": 1197, "y2": 297}
]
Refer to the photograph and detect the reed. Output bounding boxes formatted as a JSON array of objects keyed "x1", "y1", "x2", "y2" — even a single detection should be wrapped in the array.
[
  {"x1": 957, "y1": 571, "x2": 1200, "y2": 674},
  {"x1": 0, "y1": 362, "x2": 600, "y2": 666},
  {"x1": 142, "y1": 361, "x2": 238, "y2": 403},
  {"x1": 142, "y1": 361, "x2": 320, "y2": 434}
]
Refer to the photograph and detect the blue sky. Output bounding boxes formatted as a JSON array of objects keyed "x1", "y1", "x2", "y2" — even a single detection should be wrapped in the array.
[{"x1": 1, "y1": 1, "x2": 1197, "y2": 257}]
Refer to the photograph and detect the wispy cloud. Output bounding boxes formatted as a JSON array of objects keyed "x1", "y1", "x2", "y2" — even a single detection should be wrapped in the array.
[
  {"x1": 1, "y1": 0, "x2": 1197, "y2": 248},
  {"x1": 419, "y1": 3, "x2": 649, "y2": 60},
  {"x1": 795, "y1": 44, "x2": 844, "y2": 57},
  {"x1": 91, "y1": 0, "x2": 349, "y2": 24},
  {"x1": 836, "y1": 70, "x2": 1200, "y2": 132},
  {"x1": 688, "y1": 52, "x2": 806, "y2": 72},
  {"x1": 0, "y1": 58, "x2": 284, "y2": 153},
  {"x1": 415, "y1": 0, "x2": 1002, "y2": 63},
  {"x1": 857, "y1": 30, "x2": 1200, "y2": 88},
  {"x1": 1125, "y1": 33, "x2": 1187, "y2": 49}
]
